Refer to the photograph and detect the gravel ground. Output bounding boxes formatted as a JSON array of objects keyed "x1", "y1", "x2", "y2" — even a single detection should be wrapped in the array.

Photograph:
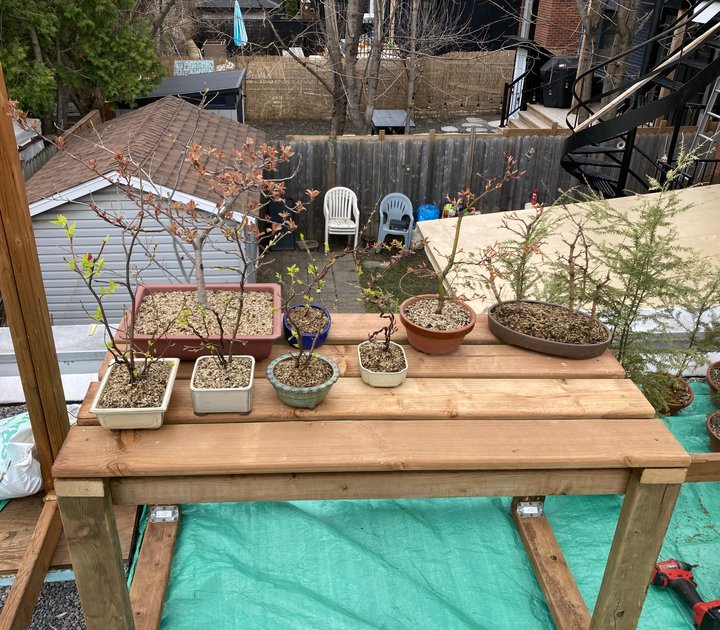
[{"x1": 0, "y1": 403, "x2": 86, "y2": 630}]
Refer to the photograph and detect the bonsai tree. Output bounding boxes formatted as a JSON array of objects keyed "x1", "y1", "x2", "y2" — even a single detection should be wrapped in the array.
[
  {"x1": 52, "y1": 213, "x2": 174, "y2": 407},
  {"x1": 429, "y1": 154, "x2": 524, "y2": 313},
  {"x1": 358, "y1": 287, "x2": 407, "y2": 377}
]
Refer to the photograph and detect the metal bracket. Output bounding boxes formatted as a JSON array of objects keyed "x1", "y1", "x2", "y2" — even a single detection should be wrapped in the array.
[
  {"x1": 515, "y1": 501, "x2": 545, "y2": 518},
  {"x1": 149, "y1": 505, "x2": 179, "y2": 523}
]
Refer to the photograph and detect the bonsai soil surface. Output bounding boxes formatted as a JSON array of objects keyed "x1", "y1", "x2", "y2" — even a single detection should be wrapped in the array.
[
  {"x1": 98, "y1": 361, "x2": 171, "y2": 409},
  {"x1": 135, "y1": 290, "x2": 273, "y2": 337},
  {"x1": 709, "y1": 365, "x2": 720, "y2": 387},
  {"x1": 359, "y1": 341, "x2": 406, "y2": 373},
  {"x1": 193, "y1": 356, "x2": 253, "y2": 389},
  {"x1": 709, "y1": 414, "x2": 720, "y2": 437},
  {"x1": 493, "y1": 302, "x2": 607, "y2": 344},
  {"x1": 273, "y1": 355, "x2": 333, "y2": 387},
  {"x1": 287, "y1": 306, "x2": 328, "y2": 334},
  {"x1": 403, "y1": 298, "x2": 471, "y2": 331}
]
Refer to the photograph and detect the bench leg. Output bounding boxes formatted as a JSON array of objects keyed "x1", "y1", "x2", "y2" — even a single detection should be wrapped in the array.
[
  {"x1": 590, "y1": 470, "x2": 682, "y2": 629},
  {"x1": 56, "y1": 479, "x2": 134, "y2": 630}
]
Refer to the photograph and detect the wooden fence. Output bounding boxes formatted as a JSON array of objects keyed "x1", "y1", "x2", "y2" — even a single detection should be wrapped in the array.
[{"x1": 276, "y1": 126, "x2": 703, "y2": 242}]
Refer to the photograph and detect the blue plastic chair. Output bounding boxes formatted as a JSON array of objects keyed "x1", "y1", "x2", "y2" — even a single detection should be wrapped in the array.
[{"x1": 376, "y1": 193, "x2": 414, "y2": 249}]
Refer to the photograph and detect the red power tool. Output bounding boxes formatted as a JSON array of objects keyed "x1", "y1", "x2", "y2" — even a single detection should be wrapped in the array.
[{"x1": 651, "y1": 559, "x2": 720, "y2": 629}]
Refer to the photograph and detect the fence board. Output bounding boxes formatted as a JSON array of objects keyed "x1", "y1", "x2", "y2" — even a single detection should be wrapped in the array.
[{"x1": 275, "y1": 130, "x2": 705, "y2": 241}]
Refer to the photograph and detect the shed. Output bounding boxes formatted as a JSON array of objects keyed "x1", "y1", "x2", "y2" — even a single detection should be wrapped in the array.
[
  {"x1": 26, "y1": 96, "x2": 266, "y2": 325},
  {"x1": 117, "y1": 70, "x2": 247, "y2": 122}
]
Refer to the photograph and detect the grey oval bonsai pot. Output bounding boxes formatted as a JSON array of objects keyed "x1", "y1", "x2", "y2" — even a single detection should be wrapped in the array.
[
  {"x1": 487, "y1": 300, "x2": 611, "y2": 360},
  {"x1": 266, "y1": 353, "x2": 339, "y2": 409}
]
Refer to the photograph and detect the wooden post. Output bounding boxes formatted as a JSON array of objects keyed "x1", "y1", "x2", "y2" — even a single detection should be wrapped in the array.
[
  {"x1": 328, "y1": 131, "x2": 337, "y2": 191},
  {"x1": 0, "y1": 63, "x2": 69, "y2": 491},
  {"x1": 590, "y1": 470, "x2": 682, "y2": 629},
  {"x1": 56, "y1": 479, "x2": 134, "y2": 630},
  {"x1": 425, "y1": 129, "x2": 436, "y2": 202}
]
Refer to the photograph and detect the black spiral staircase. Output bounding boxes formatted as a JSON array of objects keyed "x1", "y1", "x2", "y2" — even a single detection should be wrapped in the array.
[{"x1": 561, "y1": 0, "x2": 720, "y2": 197}]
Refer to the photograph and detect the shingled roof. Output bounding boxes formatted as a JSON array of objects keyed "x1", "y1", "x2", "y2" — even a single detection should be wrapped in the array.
[{"x1": 26, "y1": 96, "x2": 266, "y2": 213}]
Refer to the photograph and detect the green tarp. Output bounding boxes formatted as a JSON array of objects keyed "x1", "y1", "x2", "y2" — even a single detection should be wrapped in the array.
[{"x1": 157, "y1": 382, "x2": 719, "y2": 629}]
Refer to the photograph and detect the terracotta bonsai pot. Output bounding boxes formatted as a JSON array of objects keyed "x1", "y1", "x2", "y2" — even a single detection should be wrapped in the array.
[
  {"x1": 266, "y1": 353, "x2": 339, "y2": 409},
  {"x1": 706, "y1": 361, "x2": 720, "y2": 394},
  {"x1": 707, "y1": 412, "x2": 720, "y2": 452},
  {"x1": 666, "y1": 379, "x2": 694, "y2": 414},
  {"x1": 128, "y1": 283, "x2": 282, "y2": 361},
  {"x1": 399, "y1": 295, "x2": 476, "y2": 355},
  {"x1": 487, "y1": 300, "x2": 611, "y2": 360}
]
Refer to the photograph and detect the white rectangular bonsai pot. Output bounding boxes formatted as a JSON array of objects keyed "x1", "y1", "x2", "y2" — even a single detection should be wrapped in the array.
[
  {"x1": 358, "y1": 342, "x2": 408, "y2": 388},
  {"x1": 90, "y1": 358, "x2": 179, "y2": 430},
  {"x1": 190, "y1": 355, "x2": 255, "y2": 414}
]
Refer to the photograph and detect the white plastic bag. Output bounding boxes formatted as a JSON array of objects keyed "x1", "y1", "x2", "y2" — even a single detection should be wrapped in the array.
[{"x1": 0, "y1": 412, "x2": 42, "y2": 500}]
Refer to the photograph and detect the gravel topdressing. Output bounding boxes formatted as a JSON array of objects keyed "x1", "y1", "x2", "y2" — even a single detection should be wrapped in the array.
[
  {"x1": 402, "y1": 298, "x2": 471, "y2": 331},
  {"x1": 135, "y1": 289, "x2": 274, "y2": 337}
]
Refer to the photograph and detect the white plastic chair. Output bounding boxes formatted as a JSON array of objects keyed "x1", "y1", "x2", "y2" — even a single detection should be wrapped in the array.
[
  {"x1": 323, "y1": 187, "x2": 359, "y2": 248},
  {"x1": 377, "y1": 193, "x2": 413, "y2": 249}
]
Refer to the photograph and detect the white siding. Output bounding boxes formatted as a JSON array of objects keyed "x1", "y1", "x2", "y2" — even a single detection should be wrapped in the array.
[{"x1": 34, "y1": 186, "x2": 256, "y2": 325}]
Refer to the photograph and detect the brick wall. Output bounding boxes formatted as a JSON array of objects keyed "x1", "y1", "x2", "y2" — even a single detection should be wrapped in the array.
[{"x1": 526, "y1": 0, "x2": 582, "y2": 56}]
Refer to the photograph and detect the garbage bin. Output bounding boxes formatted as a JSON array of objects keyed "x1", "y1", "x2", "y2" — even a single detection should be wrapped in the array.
[{"x1": 540, "y1": 56, "x2": 578, "y2": 108}]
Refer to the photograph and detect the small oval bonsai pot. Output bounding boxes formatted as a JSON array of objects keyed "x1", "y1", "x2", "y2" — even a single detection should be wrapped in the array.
[
  {"x1": 707, "y1": 412, "x2": 720, "y2": 452},
  {"x1": 487, "y1": 300, "x2": 611, "y2": 360},
  {"x1": 90, "y1": 357, "x2": 179, "y2": 430},
  {"x1": 190, "y1": 355, "x2": 255, "y2": 415},
  {"x1": 706, "y1": 361, "x2": 720, "y2": 394},
  {"x1": 358, "y1": 341, "x2": 408, "y2": 388},
  {"x1": 266, "y1": 353, "x2": 339, "y2": 409},
  {"x1": 283, "y1": 304, "x2": 332, "y2": 349},
  {"x1": 399, "y1": 295, "x2": 476, "y2": 355}
]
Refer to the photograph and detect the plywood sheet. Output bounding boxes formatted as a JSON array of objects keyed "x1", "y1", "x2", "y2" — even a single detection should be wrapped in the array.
[{"x1": 417, "y1": 184, "x2": 720, "y2": 311}]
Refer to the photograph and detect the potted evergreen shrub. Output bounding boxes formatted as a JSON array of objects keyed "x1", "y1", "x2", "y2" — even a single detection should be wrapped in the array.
[
  {"x1": 707, "y1": 411, "x2": 720, "y2": 452},
  {"x1": 53, "y1": 215, "x2": 179, "y2": 430}
]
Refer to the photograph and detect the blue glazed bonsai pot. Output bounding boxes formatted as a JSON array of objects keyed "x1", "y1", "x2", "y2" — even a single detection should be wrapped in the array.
[{"x1": 283, "y1": 304, "x2": 332, "y2": 349}]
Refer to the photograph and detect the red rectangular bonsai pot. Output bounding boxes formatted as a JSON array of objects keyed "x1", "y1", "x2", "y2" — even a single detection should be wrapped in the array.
[{"x1": 124, "y1": 283, "x2": 282, "y2": 361}]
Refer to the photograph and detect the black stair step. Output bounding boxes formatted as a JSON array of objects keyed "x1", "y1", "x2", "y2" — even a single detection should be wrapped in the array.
[
  {"x1": 678, "y1": 57, "x2": 706, "y2": 70},
  {"x1": 567, "y1": 155, "x2": 622, "y2": 168},
  {"x1": 653, "y1": 76, "x2": 684, "y2": 91},
  {"x1": 585, "y1": 173, "x2": 620, "y2": 197},
  {"x1": 574, "y1": 145, "x2": 625, "y2": 155}
]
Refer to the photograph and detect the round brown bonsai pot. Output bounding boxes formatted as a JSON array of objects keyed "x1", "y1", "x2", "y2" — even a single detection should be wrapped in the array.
[
  {"x1": 706, "y1": 360, "x2": 720, "y2": 394},
  {"x1": 666, "y1": 378, "x2": 694, "y2": 415},
  {"x1": 487, "y1": 300, "x2": 611, "y2": 360},
  {"x1": 707, "y1": 412, "x2": 720, "y2": 452},
  {"x1": 399, "y1": 295, "x2": 476, "y2": 355}
]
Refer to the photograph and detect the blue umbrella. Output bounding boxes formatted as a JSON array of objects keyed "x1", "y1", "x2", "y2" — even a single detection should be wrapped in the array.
[{"x1": 234, "y1": 1, "x2": 248, "y2": 47}]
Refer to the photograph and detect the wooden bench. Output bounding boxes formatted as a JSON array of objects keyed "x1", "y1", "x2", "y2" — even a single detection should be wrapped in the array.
[{"x1": 53, "y1": 313, "x2": 690, "y2": 630}]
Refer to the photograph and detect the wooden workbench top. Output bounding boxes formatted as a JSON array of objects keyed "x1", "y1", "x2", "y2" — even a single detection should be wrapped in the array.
[{"x1": 57, "y1": 312, "x2": 689, "y2": 480}]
